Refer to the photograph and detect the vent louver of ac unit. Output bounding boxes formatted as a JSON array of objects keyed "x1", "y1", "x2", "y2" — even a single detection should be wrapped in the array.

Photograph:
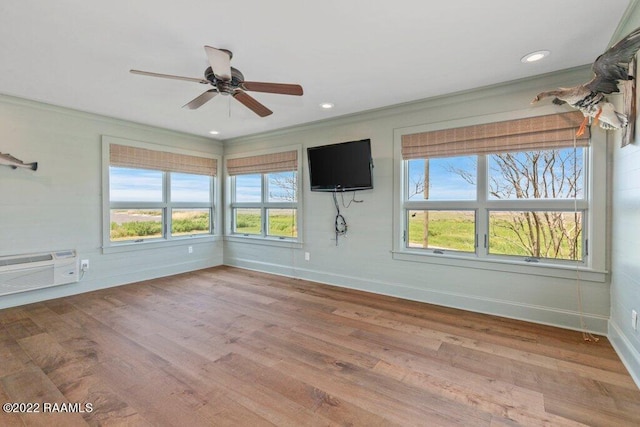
[{"x1": 0, "y1": 253, "x2": 53, "y2": 267}]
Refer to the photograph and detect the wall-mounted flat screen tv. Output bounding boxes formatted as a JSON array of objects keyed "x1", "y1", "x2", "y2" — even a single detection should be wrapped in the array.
[{"x1": 307, "y1": 139, "x2": 373, "y2": 192}]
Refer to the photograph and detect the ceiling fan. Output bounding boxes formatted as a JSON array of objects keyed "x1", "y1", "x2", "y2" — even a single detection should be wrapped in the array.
[{"x1": 130, "y1": 46, "x2": 303, "y2": 117}]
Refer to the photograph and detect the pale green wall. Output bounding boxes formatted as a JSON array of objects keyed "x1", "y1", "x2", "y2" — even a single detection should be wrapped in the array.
[
  {"x1": 223, "y1": 66, "x2": 612, "y2": 335},
  {"x1": 0, "y1": 95, "x2": 224, "y2": 309},
  {"x1": 608, "y1": 0, "x2": 640, "y2": 387}
]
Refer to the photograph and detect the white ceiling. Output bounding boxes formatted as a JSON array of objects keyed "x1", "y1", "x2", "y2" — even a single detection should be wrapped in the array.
[{"x1": 0, "y1": 1, "x2": 632, "y2": 141}]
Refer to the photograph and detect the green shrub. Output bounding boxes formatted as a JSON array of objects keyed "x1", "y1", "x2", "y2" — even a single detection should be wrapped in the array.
[{"x1": 110, "y1": 221, "x2": 162, "y2": 240}]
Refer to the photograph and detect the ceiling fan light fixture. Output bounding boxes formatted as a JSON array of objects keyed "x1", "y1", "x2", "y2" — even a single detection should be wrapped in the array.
[
  {"x1": 521, "y1": 50, "x2": 550, "y2": 63},
  {"x1": 320, "y1": 102, "x2": 334, "y2": 109}
]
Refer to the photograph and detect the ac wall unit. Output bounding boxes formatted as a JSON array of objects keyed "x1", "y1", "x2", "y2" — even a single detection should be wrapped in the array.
[{"x1": 0, "y1": 250, "x2": 79, "y2": 296}]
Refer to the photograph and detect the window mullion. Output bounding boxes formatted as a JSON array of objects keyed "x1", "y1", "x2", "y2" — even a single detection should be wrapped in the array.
[
  {"x1": 405, "y1": 201, "x2": 476, "y2": 210},
  {"x1": 262, "y1": 173, "x2": 268, "y2": 237},
  {"x1": 110, "y1": 202, "x2": 164, "y2": 209},
  {"x1": 165, "y1": 171, "x2": 171, "y2": 240},
  {"x1": 477, "y1": 155, "x2": 488, "y2": 257}
]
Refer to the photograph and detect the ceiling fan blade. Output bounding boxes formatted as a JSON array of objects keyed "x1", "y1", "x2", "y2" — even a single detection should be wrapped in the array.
[
  {"x1": 130, "y1": 69, "x2": 208, "y2": 84},
  {"x1": 182, "y1": 89, "x2": 218, "y2": 110},
  {"x1": 233, "y1": 91, "x2": 273, "y2": 117},
  {"x1": 204, "y1": 46, "x2": 232, "y2": 81},
  {"x1": 241, "y1": 81, "x2": 304, "y2": 96}
]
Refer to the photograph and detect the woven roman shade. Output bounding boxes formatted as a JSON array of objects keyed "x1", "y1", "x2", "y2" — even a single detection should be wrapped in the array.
[
  {"x1": 227, "y1": 150, "x2": 298, "y2": 176},
  {"x1": 110, "y1": 144, "x2": 217, "y2": 176},
  {"x1": 401, "y1": 111, "x2": 589, "y2": 160}
]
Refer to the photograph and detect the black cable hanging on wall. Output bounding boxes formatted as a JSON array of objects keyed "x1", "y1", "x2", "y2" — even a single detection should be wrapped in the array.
[{"x1": 332, "y1": 192, "x2": 347, "y2": 245}]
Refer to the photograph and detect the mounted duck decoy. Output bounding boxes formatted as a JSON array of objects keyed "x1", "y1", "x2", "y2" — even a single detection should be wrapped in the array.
[{"x1": 532, "y1": 26, "x2": 640, "y2": 136}]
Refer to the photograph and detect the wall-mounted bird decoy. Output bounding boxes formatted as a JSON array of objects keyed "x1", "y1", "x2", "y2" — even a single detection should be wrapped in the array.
[
  {"x1": 532, "y1": 26, "x2": 640, "y2": 136},
  {"x1": 0, "y1": 152, "x2": 38, "y2": 171}
]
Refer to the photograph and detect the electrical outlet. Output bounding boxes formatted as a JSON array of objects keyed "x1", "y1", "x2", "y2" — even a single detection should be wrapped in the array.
[
  {"x1": 188, "y1": 246, "x2": 193, "y2": 254},
  {"x1": 304, "y1": 252, "x2": 310, "y2": 261},
  {"x1": 632, "y1": 310, "x2": 638, "y2": 331},
  {"x1": 80, "y1": 259, "x2": 89, "y2": 271}
]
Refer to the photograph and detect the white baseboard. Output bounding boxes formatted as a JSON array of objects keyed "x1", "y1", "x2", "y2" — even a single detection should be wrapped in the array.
[
  {"x1": 609, "y1": 320, "x2": 640, "y2": 390},
  {"x1": 224, "y1": 257, "x2": 609, "y2": 335}
]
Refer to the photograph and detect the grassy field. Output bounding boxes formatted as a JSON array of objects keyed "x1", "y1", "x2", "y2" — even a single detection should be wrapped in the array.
[
  {"x1": 488, "y1": 212, "x2": 582, "y2": 260},
  {"x1": 110, "y1": 209, "x2": 210, "y2": 241},
  {"x1": 110, "y1": 208, "x2": 579, "y2": 260},
  {"x1": 408, "y1": 211, "x2": 475, "y2": 252},
  {"x1": 234, "y1": 209, "x2": 297, "y2": 238},
  {"x1": 408, "y1": 210, "x2": 582, "y2": 260},
  {"x1": 171, "y1": 210, "x2": 211, "y2": 237}
]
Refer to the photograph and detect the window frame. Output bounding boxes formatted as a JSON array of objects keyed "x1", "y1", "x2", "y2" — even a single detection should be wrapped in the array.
[
  {"x1": 392, "y1": 111, "x2": 608, "y2": 282},
  {"x1": 403, "y1": 154, "x2": 589, "y2": 260},
  {"x1": 224, "y1": 145, "x2": 303, "y2": 247},
  {"x1": 102, "y1": 136, "x2": 222, "y2": 253}
]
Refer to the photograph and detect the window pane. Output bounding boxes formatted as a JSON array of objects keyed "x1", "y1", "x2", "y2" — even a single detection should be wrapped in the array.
[
  {"x1": 407, "y1": 210, "x2": 475, "y2": 252},
  {"x1": 110, "y1": 209, "x2": 163, "y2": 241},
  {"x1": 488, "y1": 148, "x2": 584, "y2": 200},
  {"x1": 267, "y1": 209, "x2": 297, "y2": 238},
  {"x1": 234, "y1": 174, "x2": 262, "y2": 202},
  {"x1": 233, "y1": 208, "x2": 261, "y2": 235},
  {"x1": 488, "y1": 211, "x2": 583, "y2": 261},
  {"x1": 109, "y1": 167, "x2": 163, "y2": 202},
  {"x1": 171, "y1": 173, "x2": 211, "y2": 203},
  {"x1": 407, "y1": 157, "x2": 476, "y2": 201},
  {"x1": 267, "y1": 171, "x2": 297, "y2": 202},
  {"x1": 171, "y1": 208, "x2": 211, "y2": 236}
]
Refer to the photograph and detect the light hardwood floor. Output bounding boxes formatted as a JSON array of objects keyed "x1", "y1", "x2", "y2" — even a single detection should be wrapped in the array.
[{"x1": 0, "y1": 266, "x2": 638, "y2": 426}]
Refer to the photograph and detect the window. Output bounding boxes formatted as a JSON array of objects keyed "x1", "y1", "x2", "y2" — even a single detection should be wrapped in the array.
[
  {"x1": 404, "y1": 148, "x2": 585, "y2": 262},
  {"x1": 395, "y1": 111, "x2": 606, "y2": 272},
  {"x1": 227, "y1": 149, "x2": 300, "y2": 242},
  {"x1": 103, "y1": 138, "x2": 218, "y2": 248}
]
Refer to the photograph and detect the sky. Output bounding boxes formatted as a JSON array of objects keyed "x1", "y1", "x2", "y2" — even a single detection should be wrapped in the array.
[
  {"x1": 111, "y1": 149, "x2": 582, "y2": 204},
  {"x1": 234, "y1": 172, "x2": 297, "y2": 203},
  {"x1": 407, "y1": 157, "x2": 476, "y2": 200},
  {"x1": 407, "y1": 148, "x2": 584, "y2": 201},
  {"x1": 110, "y1": 168, "x2": 211, "y2": 202}
]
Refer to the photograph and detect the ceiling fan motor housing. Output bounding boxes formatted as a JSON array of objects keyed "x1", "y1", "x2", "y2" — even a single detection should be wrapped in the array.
[{"x1": 204, "y1": 66, "x2": 244, "y2": 95}]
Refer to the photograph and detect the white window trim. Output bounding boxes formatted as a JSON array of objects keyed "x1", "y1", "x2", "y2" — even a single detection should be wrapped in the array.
[
  {"x1": 392, "y1": 110, "x2": 608, "y2": 283},
  {"x1": 224, "y1": 144, "x2": 303, "y2": 248},
  {"x1": 101, "y1": 136, "x2": 222, "y2": 254}
]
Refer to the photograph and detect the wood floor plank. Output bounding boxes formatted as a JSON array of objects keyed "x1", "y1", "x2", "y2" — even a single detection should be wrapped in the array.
[
  {"x1": 0, "y1": 326, "x2": 33, "y2": 379},
  {"x1": 145, "y1": 343, "x2": 334, "y2": 426},
  {"x1": 334, "y1": 303, "x2": 637, "y2": 389},
  {"x1": 271, "y1": 354, "x2": 488, "y2": 426},
  {"x1": 0, "y1": 381, "x2": 24, "y2": 427},
  {"x1": 1, "y1": 366, "x2": 89, "y2": 426},
  {"x1": 214, "y1": 351, "x2": 393, "y2": 426},
  {"x1": 544, "y1": 395, "x2": 639, "y2": 427},
  {"x1": 0, "y1": 265, "x2": 638, "y2": 426}
]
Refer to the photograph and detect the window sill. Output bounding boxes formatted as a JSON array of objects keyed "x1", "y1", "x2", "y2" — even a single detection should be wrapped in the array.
[
  {"x1": 392, "y1": 250, "x2": 607, "y2": 283},
  {"x1": 225, "y1": 235, "x2": 303, "y2": 249},
  {"x1": 102, "y1": 235, "x2": 222, "y2": 254}
]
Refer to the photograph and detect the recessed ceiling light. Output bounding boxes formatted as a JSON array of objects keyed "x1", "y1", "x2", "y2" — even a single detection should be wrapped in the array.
[
  {"x1": 209, "y1": 130, "x2": 219, "y2": 135},
  {"x1": 521, "y1": 50, "x2": 550, "y2": 63},
  {"x1": 320, "y1": 102, "x2": 334, "y2": 109}
]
